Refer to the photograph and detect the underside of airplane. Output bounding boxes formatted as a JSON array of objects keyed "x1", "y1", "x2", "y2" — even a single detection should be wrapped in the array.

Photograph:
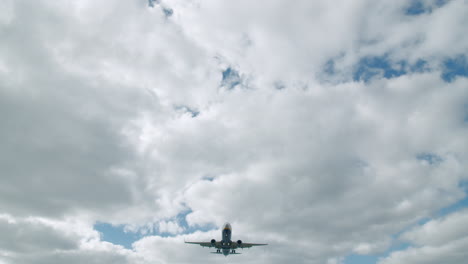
[{"x1": 185, "y1": 222, "x2": 268, "y2": 256}]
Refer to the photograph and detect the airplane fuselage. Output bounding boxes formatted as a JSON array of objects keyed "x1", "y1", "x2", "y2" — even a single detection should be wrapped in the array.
[
  {"x1": 185, "y1": 222, "x2": 267, "y2": 255},
  {"x1": 220, "y1": 223, "x2": 232, "y2": 256}
]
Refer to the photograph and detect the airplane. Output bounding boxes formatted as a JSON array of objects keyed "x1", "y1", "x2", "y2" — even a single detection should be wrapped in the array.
[{"x1": 185, "y1": 222, "x2": 268, "y2": 256}]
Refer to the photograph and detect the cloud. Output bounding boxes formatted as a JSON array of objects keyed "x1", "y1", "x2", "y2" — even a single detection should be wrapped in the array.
[
  {"x1": 133, "y1": 72, "x2": 467, "y2": 261},
  {"x1": 0, "y1": 214, "x2": 137, "y2": 264},
  {"x1": 0, "y1": 216, "x2": 78, "y2": 254},
  {"x1": 378, "y1": 209, "x2": 468, "y2": 264},
  {"x1": 0, "y1": 1, "x2": 467, "y2": 264},
  {"x1": 0, "y1": 0, "x2": 155, "y2": 219}
]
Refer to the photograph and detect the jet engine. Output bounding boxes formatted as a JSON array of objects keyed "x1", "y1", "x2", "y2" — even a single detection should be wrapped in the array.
[
  {"x1": 211, "y1": 239, "x2": 216, "y2": 246},
  {"x1": 237, "y1": 240, "x2": 242, "y2": 246}
]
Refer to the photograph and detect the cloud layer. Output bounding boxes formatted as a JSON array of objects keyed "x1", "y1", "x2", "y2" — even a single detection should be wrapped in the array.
[{"x1": 1, "y1": 0, "x2": 467, "y2": 263}]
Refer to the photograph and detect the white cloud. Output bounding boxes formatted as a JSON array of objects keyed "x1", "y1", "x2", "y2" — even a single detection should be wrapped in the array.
[
  {"x1": 401, "y1": 209, "x2": 468, "y2": 247},
  {"x1": 157, "y1": 221, "x2": 184, "y2": 235},
  {"x1": 378, "y1": 210, "x2": 468, "y2": 264},
  {"x1": 1, "y1": 0, "x2": 467, "y2": 264},
  {"x1": 0, "y1": 214, "x2": 139, "y2": 264}
]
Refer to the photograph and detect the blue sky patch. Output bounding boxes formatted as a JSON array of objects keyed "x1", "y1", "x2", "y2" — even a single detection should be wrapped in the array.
[
  {"x1": 437, "y1": 195, "x2": 468, "y2": 216},
  {"x1": 405, "y1": 0, "x2": 449, "y2": 16},
  {"x1": 459, "y1": 180, "x2": 468, "y2": 192},
  {"x1": 416, "y1": 152, "x2": 443, "y2": 165},
  {"x1": 324, "y1": 59, "x2": 336, "y2": 75},
  {"x1": 202, "y1": 175, "x2": 216, "y2": 181},
  {"x1": 437, "y1": 188, "x2": 468, "y2": 217},
  {"x1": 148, "y1": 0, "x2": 159, "y2": 8},
  {"x1": 344, "y1": 254, "x2": 378, "y2": 264},
  {"x1": 441, "y1": 55, "x2": 468, "y2": 82},
  {"x1": 163, "y1": 8, "x2": 174, "y2": 17},
  {"x1": 94, "y1": 222, "x2": 142, "y2": 249},
  {"x1": 405, "y1": 1, "x2": 426, "y2": 16},
  {"x1": 148, "y1": 0, "x2": 172, "y2": 18},
  {"x1": 221, "y1": 67, "x2": 241, "y2": 89},
  {"x1": 410, "y1": 59, "x2": 429, "y2": 73},
  {"x1": 435, "y1": 0, "x2": 450, "y2": 8},
  {"x1": 351, "y1": 53, "x2": 468, "y2": 83},
  {"x1": 353, "y1": 56, "x2": 406, "y2": 82},
  {"x1": 326, "y1": 56, "x2": 429, "y2": 82},
  {"x1": 175, "y1": 105, "x2": 200, "y2": 117}
]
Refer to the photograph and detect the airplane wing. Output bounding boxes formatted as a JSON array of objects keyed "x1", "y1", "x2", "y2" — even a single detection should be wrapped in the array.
[
  {"x1": 185, "y1": 241, "x2": 220, "y2": 248},
  {"x1": 232, "y1": 242, "x2": 268, "y2": 249}
]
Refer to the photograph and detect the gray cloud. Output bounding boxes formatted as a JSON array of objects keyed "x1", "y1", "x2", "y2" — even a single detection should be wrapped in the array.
[
  {"x1": 1, "y1": 1, "x2": 467, "y2": 264},
  {"x1": 0, "y1": 217, "x2": 77, "y2": 254}
]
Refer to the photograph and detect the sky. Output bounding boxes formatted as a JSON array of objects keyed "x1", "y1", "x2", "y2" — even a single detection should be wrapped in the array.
[{"x1": 0, "y1": 0, "x2": 468, "y2": 263}]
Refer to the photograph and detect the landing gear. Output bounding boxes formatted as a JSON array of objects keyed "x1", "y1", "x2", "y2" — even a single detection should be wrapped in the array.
[
  {"x1": 231, "y1": 249, "x2": 236, "y2": 254},
  {"x1": 216, "y1": 249, "x2": 221, "y2": 253}
]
